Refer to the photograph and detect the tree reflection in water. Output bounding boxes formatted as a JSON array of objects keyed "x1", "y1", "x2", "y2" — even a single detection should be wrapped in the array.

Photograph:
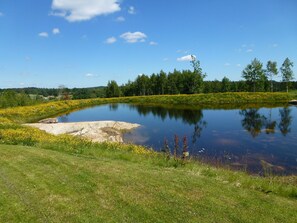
[
  {"x1": 239, "y1": 109, "x2": 266, "y2": 138},
  {"x1": 128, "y1": 104, "x2": 207, "y2": 143},
  {"x1": 239, "y1": 107, "x2": 293, "y2": 137},
  {"x1": 278, "y1": 107, "x2": 292, "y2": 136},
  {"x1": 265, "y1": 109, "x2": 276, "y2": 134}
]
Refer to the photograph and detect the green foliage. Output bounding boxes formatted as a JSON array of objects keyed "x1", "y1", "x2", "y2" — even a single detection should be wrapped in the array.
[
  {"x1": 72, "y1": 87, "x2": 105, "y2": 99},
  {"x1": 281, "y1": 57, "x2": 294, "y2": 93},
  {"x1": 221, "y1": 76, "x2": 231, "y2": 92},
  {"x1": 121, "y1": 57, "x2": 207, "y2": 96},
  {"x1": 242, "y1": 58, "x2": 267, "y2": 92},
  {"x1": 266, "y1": 60, "x2": 278, "y2": 92},
  {"x1": 106, "y1": 80, "x2": 121, "y2": 97},
  {"x1": 0, "y1": 90, "x2": 42, "y2": 108},
  {"x1": 190, "y1": 55, "x2": 206, "y2": 93}
]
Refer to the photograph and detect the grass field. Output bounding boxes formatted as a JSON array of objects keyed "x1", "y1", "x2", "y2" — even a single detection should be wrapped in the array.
[
  {"x1": 0, "y1": 144, "x2": 296, "y2": 222},
  {"x1": 1, "y1": 92, "x2": 297, "y2": 222}
]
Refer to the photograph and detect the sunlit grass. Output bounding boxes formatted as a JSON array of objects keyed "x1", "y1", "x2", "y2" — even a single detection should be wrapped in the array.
[{"x1": 0, "y1": 144, "x2": 297, "y2": 222}]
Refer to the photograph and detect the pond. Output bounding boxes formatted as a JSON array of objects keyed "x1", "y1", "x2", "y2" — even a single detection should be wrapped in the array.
[{"x1": 58, "y1": 104, "x2": 297, "y2": 175}]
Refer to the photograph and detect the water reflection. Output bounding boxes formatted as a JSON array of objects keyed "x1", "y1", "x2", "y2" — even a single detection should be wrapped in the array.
[
  {"x1": 239, "y1": 107, "x2": 293, "y2": 138},
  {"x1": 128, "y1": 104, "x2": 205, "y2": 125},
  {"x1": 265, "y1": 109, "x2": 276, "y2": 134},
  {"x1": 120, "y1": 104, "x2": 207, "y2": 144},
  {"x1": 57, "y1": 104, "x2": 297, "y2": 175},
  {"x1": 279, "y1": 107, "x2": 292, "y2": 136},
  {"x1": 240, "y1": 109, "x2": 266, "y2": 138}
]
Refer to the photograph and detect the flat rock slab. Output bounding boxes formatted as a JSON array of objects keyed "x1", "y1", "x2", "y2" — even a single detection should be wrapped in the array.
[{"x1": 25, "y1": 121, "x2": 140, "y2": 143}]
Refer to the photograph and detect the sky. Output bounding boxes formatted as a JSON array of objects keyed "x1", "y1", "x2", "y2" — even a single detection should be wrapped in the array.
[{"x1": 0, "y1": 0, "x2": 297, "y2": 88}]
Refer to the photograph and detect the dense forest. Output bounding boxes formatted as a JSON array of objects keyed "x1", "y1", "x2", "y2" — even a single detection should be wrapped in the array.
[
  {"x1": 0, "y1": 57, "x2": 295, "y2": 108},
  {"x1": 106, "y1": 57, "x2": 295, "y2": 97}
]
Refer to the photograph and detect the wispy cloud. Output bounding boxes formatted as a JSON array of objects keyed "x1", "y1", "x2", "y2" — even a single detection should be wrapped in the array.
[
  {"x1": 120, "y1": 32, "x2": 147, "y2": 43},
  {"x1": 51, "y1": 0, "x2": 121, "y2": 22},
  {"x1": 52, "y1": 28, "x2": 60, "y2": 34},
  {"x1": 177, "y1": 54, "x2": 195, "y2": 62},
  {"x1": 38, "y1": 32, "x2": 49, "y2": 38},
  {"x1": 85, "y1": 73, "x2": 98, "y2": 77},
  {"x1": 237, "y1": 43, "x2": 254, "y2": 53},
  {"x1": 105, "y1": 36, "x2": 117, "y2": 44},
  {"x1": 0, "y1": 12, "x2": 4, "y2": 17},
  {"x1": 236, "y1": 64, "x2": 241, "y2": 67},
  {"x1": 149, "y1": 41, "x2": 158, "y2": 46},
  {"x1": 116, "y1": 16, "x2": 125, "y2": 22},
  {"x1": 128, "y1": 6, "x2": 135, "y2": 14},
  {"x1": 224, "y1": 63, "x2": 231, "y2": 67}
]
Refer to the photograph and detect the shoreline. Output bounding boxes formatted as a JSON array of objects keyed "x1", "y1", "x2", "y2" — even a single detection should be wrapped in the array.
[{"x1": 25, "y1": 121, "x2": 140, "y2": 143}]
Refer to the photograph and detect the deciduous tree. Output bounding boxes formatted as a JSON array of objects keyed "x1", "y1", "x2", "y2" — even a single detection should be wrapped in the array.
[
  {"x1": 106, "y1": 80, "x2": 121, "y2": 97},
  {"x1": 242, "y1": 58, "x2": 265, "y2": 92},
  {"x1": 266, "y1": 61, "x2": 278, "y2": 92},
  {"x1": 280, "y1": 58, "x2": 294, "y2": 93}
]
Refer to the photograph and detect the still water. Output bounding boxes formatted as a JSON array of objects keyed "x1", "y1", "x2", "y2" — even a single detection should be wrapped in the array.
[{"x1": 58, "y1": 104, "x2": 297, "y2": 175}]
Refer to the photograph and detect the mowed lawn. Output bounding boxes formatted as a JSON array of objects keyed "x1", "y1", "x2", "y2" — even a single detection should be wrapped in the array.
[{"x1": 0, "y1": 144, "x2": 296, "y2": 223}]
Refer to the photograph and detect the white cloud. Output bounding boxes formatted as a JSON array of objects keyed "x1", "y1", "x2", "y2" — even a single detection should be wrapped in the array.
[
  {"x1": 52, "y1": 28, "x2": 60, "y2": 34},
  {"x1": 272, "y1": 43, "x2": 278, "y2": 48},
  {"x1": 224, "y1": 63, "x2": 231, "y2": 67},
  {"x1": 116, "y1": 16, "x2": 125, "y2": 22},
  {"x1": 0, "y1": 12, "x2": 4, "y2": 16},
  {"x1": 85, "y1": 73, "x2": 95, "y2": 77},
  {"x1": 177, "y1": 55, "x2": 196, "y2": 62},
  {"x1": 163, "y1": 58, "x2": 169, "y2": 61},
  {"x1": 105, "y1": 36, "x2": 117, "y2": 44},
  {"x1": 149, "y1": 41, "x2": 158, "y2": 46},
  {"x1": 120, "y1": 31, "x2": 147, "y2": 43},
  {"x1": 236, "y1": 64, "x2": 241, "y2": 67},
  {"x1": 38, "y1": 32, "x2": 49, "y2": 37},
  {"x1": 128, "y1": 6, "x2": 135, "y2": 14},
  {"x1": 246, "y1": 49, "x2": 253, "y2": 53},
  {"x1": 51, "y1": 0, "x2": 121, "y2": 22}
]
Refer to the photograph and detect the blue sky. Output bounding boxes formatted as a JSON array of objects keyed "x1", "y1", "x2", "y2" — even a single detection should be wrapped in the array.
[{"x1": 0, "y1": 0, "x2": 297, "y2": 88}]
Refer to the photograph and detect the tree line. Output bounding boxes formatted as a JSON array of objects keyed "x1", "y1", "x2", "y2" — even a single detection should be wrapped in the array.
[
  {"x1": 0, "y1": 57, "x2": 295, "y2": 107},
  {"x1": 106, "y1": 57, "x2": 295, "y2": 97}
]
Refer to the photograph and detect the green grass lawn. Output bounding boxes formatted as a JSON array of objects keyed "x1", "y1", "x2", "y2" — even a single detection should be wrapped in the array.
[{"x1": 0, "y1": 144, "x2": 296, "y2": 223}]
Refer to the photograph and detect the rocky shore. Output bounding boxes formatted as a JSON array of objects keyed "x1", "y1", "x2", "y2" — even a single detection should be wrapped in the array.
[{"x1": 25, "y1": 121, "x2": 140, "y2": 143}]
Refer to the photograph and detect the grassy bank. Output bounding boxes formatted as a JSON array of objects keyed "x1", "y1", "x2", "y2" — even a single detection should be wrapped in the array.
[
  {"x1": 0, "y1": 144, "x2": 296, "y2": 222},
  {"x1": 0, "y1": 92, "x2": 297, "y2": 222}
]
